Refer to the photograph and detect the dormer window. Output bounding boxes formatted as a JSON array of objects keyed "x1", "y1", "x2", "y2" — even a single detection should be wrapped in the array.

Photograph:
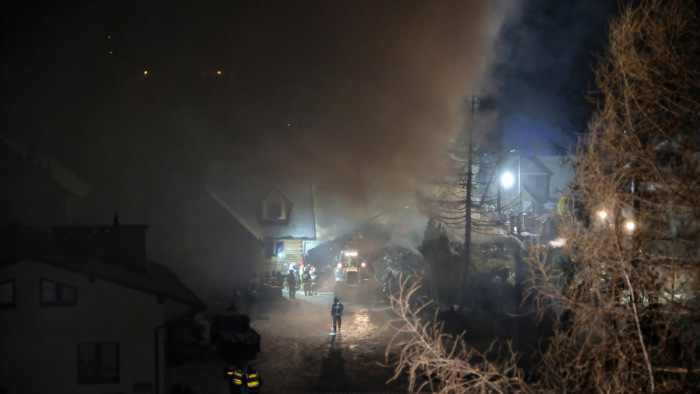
[
  {"x1": 260, "y1": 189, "x2": 291, "y2": 224},
  {"x1": 265, "y1": 202, "x2": 284, "y2": 220}
]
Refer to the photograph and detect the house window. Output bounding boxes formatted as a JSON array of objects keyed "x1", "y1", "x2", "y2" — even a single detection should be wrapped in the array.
[
  {"x1": 0, "y1": 280, "x2": 15, "y2": 308},
  {"x1": 267, "y1": 202, "x2": 283, "y2": 220},
  {"x1": 275, "y1": 241, "x2": 285, "y2": 258},
  {"x1": 40, "y1": 278, "x2": 78, "y2": 307},
  {"x1": 78, "y1": 341, "x2": 119, "y2": 384},
  {"x1": 265, "y1": 241, "x2": 285, "y2": 258}
]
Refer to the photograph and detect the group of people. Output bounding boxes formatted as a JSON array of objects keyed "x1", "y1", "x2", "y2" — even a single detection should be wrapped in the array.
[
  {"x1": 258, "y1": 263, "x2": 319, "y2": 299},
  {"x1": 284, "y1": 263, "x2": 318, "y2": 299},
  {"x1": 223, "y1": 364, "x2": 261, "y2": 393}
]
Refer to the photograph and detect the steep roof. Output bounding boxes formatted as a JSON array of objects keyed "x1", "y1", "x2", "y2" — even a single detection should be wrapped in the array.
[
  {"x1": 0, "y1": 134, "x2": 91, "y2": 198},
  {"x1": 0, "y1": 224, "x2": 205, "y2": 309},
  {"x1": 206, "y1": 175, "x2": 316, "y2": 241}
]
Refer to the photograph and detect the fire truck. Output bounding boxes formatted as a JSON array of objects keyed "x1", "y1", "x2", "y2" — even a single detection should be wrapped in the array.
[{"x1": 334, "y1": 249, "x2": 371, "y2": 299}]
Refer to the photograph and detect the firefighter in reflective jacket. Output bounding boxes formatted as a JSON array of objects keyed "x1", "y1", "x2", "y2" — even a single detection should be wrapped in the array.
[
  {"x1": 301, "y1": 268, "x2": 312, "y2": 296},
  {"x1": 310, "y1": 269, "x2": 318, "y2": 295},
  {"x1": 223, "y1": 364, "x2": 244, "y2": 393},
  {"x1": 246, "y1": 365, "x2": 262, "y2": 393}
]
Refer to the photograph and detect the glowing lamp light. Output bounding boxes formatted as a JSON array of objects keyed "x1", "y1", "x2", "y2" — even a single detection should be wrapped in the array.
[
  {"x1": 361, "y1": 262, "x2": 366, "y2": 268},
  {"x1": 501, "y1": 172, "x2": 514, "y2": 188},
  {"x1": 337, "y1": 263, "x2": 342, "y2": 269},
  {"x1": 143, "y1": 70, "x2": 148, "y2": 75},
  {"x1": 345, "y1": 251, "x2": 358, "y2": 257},
  {"x1": 597, "y1": 210, "x2": 608, "y2": 220},
  {"x1": 216, "y1": 70, "x2": 222, "y2": 75},
  {"x1": 624, "y1": 220, "x2": 636, "y2": 232}
]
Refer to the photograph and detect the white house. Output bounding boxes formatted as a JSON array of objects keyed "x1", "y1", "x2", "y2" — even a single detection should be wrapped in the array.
[{"x1": 0, "y1": 223, "x2": 205, "y2": 394}]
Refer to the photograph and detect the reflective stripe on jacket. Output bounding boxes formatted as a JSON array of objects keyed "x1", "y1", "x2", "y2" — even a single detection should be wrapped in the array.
[
  {"x1": 246, "y1": 371, "x2": 260, "y2": 387},
  {"x1": 229, "y1": 369, "x2": 244, "y2": 386}
]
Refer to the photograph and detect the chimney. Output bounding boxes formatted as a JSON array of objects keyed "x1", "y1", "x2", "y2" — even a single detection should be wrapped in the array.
[{"x1": 52, "y1": 222, "x2": 148, "y2": 270}]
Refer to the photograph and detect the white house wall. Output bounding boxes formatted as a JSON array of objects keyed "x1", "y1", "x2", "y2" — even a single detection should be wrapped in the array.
[{"x1": 0, "y1": 259, "x2": 165, "y2": 394}]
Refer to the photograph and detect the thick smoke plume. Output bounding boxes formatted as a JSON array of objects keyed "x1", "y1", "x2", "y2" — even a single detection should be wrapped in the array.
[
  {"x1": 241, "y1": 1, "x2": 514, "y2": 236},
  {"x1": 1, "y1": 1, "x2": 514, "y2": 241}
]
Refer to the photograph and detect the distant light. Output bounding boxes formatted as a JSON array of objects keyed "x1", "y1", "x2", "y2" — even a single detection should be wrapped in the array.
[
  {"x1": 337, "y1": 263, "x2": 342, "y2": 269},
  {"x1": 144, "y1": 70, "x2": 148, "y2": 75},
  {"x1": 597, "y1": 210, "x2": 607, "y2": 220},
  {"x1": 287, "y1": 123, "x2": 291, "y2": 126},
  {"x1": 361, "y1": 262, "x2": 366, "y2": 268},
  {"x1": 109, "y1": 51, "x2": 113, "y2": 54},
  {"x1": 510, "y1": 149, "x2": 516, "y2": 153},
  {"x1": 501, "y1": 172, "x2": 514, "y2": 188},
  {"x1": 549, "y1": 237, "x2": 566, "y2": 247},
  {"x1": 216, "y1": 70, "x2": 222, "y2": 75},
  {"x1": 404, "y1": 205, "x2": 409, "y2": 209},
  {"x1": 624, "y1": 220, "x2": 636, "y2": 232},
  {"x1": 344, "y1": 251, "x2": 358, "y2": 257},
  {"x1": 107, "y1": 35, "x2": 111, "y2": 39}
]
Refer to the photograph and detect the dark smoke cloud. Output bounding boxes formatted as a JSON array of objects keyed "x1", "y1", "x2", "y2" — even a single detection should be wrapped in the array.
[
  {"x1": 492, "y1": 0, "x2": 617, "y2": 136},
  {"x1": 1, "y1": 0, "x2": 515, "y2": 240},
  {"x1": 240, "y1": 1, "x2": 514, "y2": 236}
]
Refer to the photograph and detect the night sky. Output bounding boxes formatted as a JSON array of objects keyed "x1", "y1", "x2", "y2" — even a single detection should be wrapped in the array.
[{"x1": 1, "y1": 0, "x2": 618, "y2": 238}]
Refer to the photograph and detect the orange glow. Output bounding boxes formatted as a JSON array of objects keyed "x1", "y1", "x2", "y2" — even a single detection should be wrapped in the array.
[
  {"x1": 144, "y1": 70, "x2": 148, "y2": 75},
  {"x1": 217, "y1": 70, "x2": 222, "y2": 75}
]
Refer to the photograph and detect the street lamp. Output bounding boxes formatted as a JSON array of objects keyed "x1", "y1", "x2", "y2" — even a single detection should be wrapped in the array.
[{"x1": 501, "y1": 172, "x2": 515, "y2": 188}]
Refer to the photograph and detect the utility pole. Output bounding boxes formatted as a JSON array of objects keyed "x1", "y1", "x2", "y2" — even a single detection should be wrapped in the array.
[{"x1": 456, "y1": 94, "x2": 478, "y2": 303}]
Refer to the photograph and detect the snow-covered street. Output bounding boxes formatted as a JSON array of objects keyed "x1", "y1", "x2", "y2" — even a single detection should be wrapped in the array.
[{"x1": 168, "y1": 291, "x2": 410, "y2": 393}]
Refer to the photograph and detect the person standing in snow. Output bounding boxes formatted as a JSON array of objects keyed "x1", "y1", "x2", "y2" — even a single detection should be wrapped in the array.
[
  {"x1": 331, "y1": 298, "x2": 344, "y2": 333},
  {"x1": 223, "y1": 364, "x2": 244, "y2": 394},
  {"x1": 301, "y1": 268, "x2": 312, "y2": 296},
  {"x1": 245, "y1": 365, "x2": 262, "y2": 393},
  {"x1": 310, "y1": 268, "x2": 318, "y2": 295},
  {"x1": 287, "y1": 269, "x2": 297, "y2": 299}
]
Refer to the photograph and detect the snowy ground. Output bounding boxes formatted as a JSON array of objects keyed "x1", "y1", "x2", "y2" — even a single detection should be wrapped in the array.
[{"x1": 167, "y1": 290, "x2": 411, "y2": 393}]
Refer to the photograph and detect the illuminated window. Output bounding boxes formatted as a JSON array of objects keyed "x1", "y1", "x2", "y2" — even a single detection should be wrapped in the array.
[
  {"x1": 265, "y1": 241, "x2": 285, "y2": 258},
  {"x1": 40, "y1": 278, "x2": 77, "y2": 307},
  {"x1": 0, "y1": 280, "x2": 15, "y2": 308},
  {"x1": 78, "y1": 342, "x2": 119, "y2": 384}
]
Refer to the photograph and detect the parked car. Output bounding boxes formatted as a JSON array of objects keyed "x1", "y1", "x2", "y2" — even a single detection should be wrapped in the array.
[{"x1": 210, "y1": 312, "x2": 260, "y2": 362}]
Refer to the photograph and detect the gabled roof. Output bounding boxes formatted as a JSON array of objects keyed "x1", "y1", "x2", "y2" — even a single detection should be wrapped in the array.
[
  {"x1": 0, "y1": 224, "x2": 205, "y2": 309},
  {"x1": 521, "y1": 155, "x2": 554, "y2": 176},
  {"x1": 0, "y1": 134, "x2": 91, "y2": 198},
  {"x1": 206, "y1": 174, "x2": 316, "y2": 241}
]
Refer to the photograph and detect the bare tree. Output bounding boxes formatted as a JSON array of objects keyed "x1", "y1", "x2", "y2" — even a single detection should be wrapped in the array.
[
  {"x1": 527, "y1": 1, "x2": 700, "y2": 392},
  {"x1": 382, "y1": 274, "x2": 530, "y2": 394}
]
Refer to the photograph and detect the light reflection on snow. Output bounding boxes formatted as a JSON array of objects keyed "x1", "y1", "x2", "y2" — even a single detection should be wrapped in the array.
[{"x1": 343, "y1": 310, "x2": 376, "y2": 341}]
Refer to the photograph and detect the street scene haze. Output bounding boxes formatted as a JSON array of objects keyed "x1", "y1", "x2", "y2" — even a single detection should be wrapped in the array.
[{"x1": 1, "y1": 0, "x2": 699, "y2": 393}]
